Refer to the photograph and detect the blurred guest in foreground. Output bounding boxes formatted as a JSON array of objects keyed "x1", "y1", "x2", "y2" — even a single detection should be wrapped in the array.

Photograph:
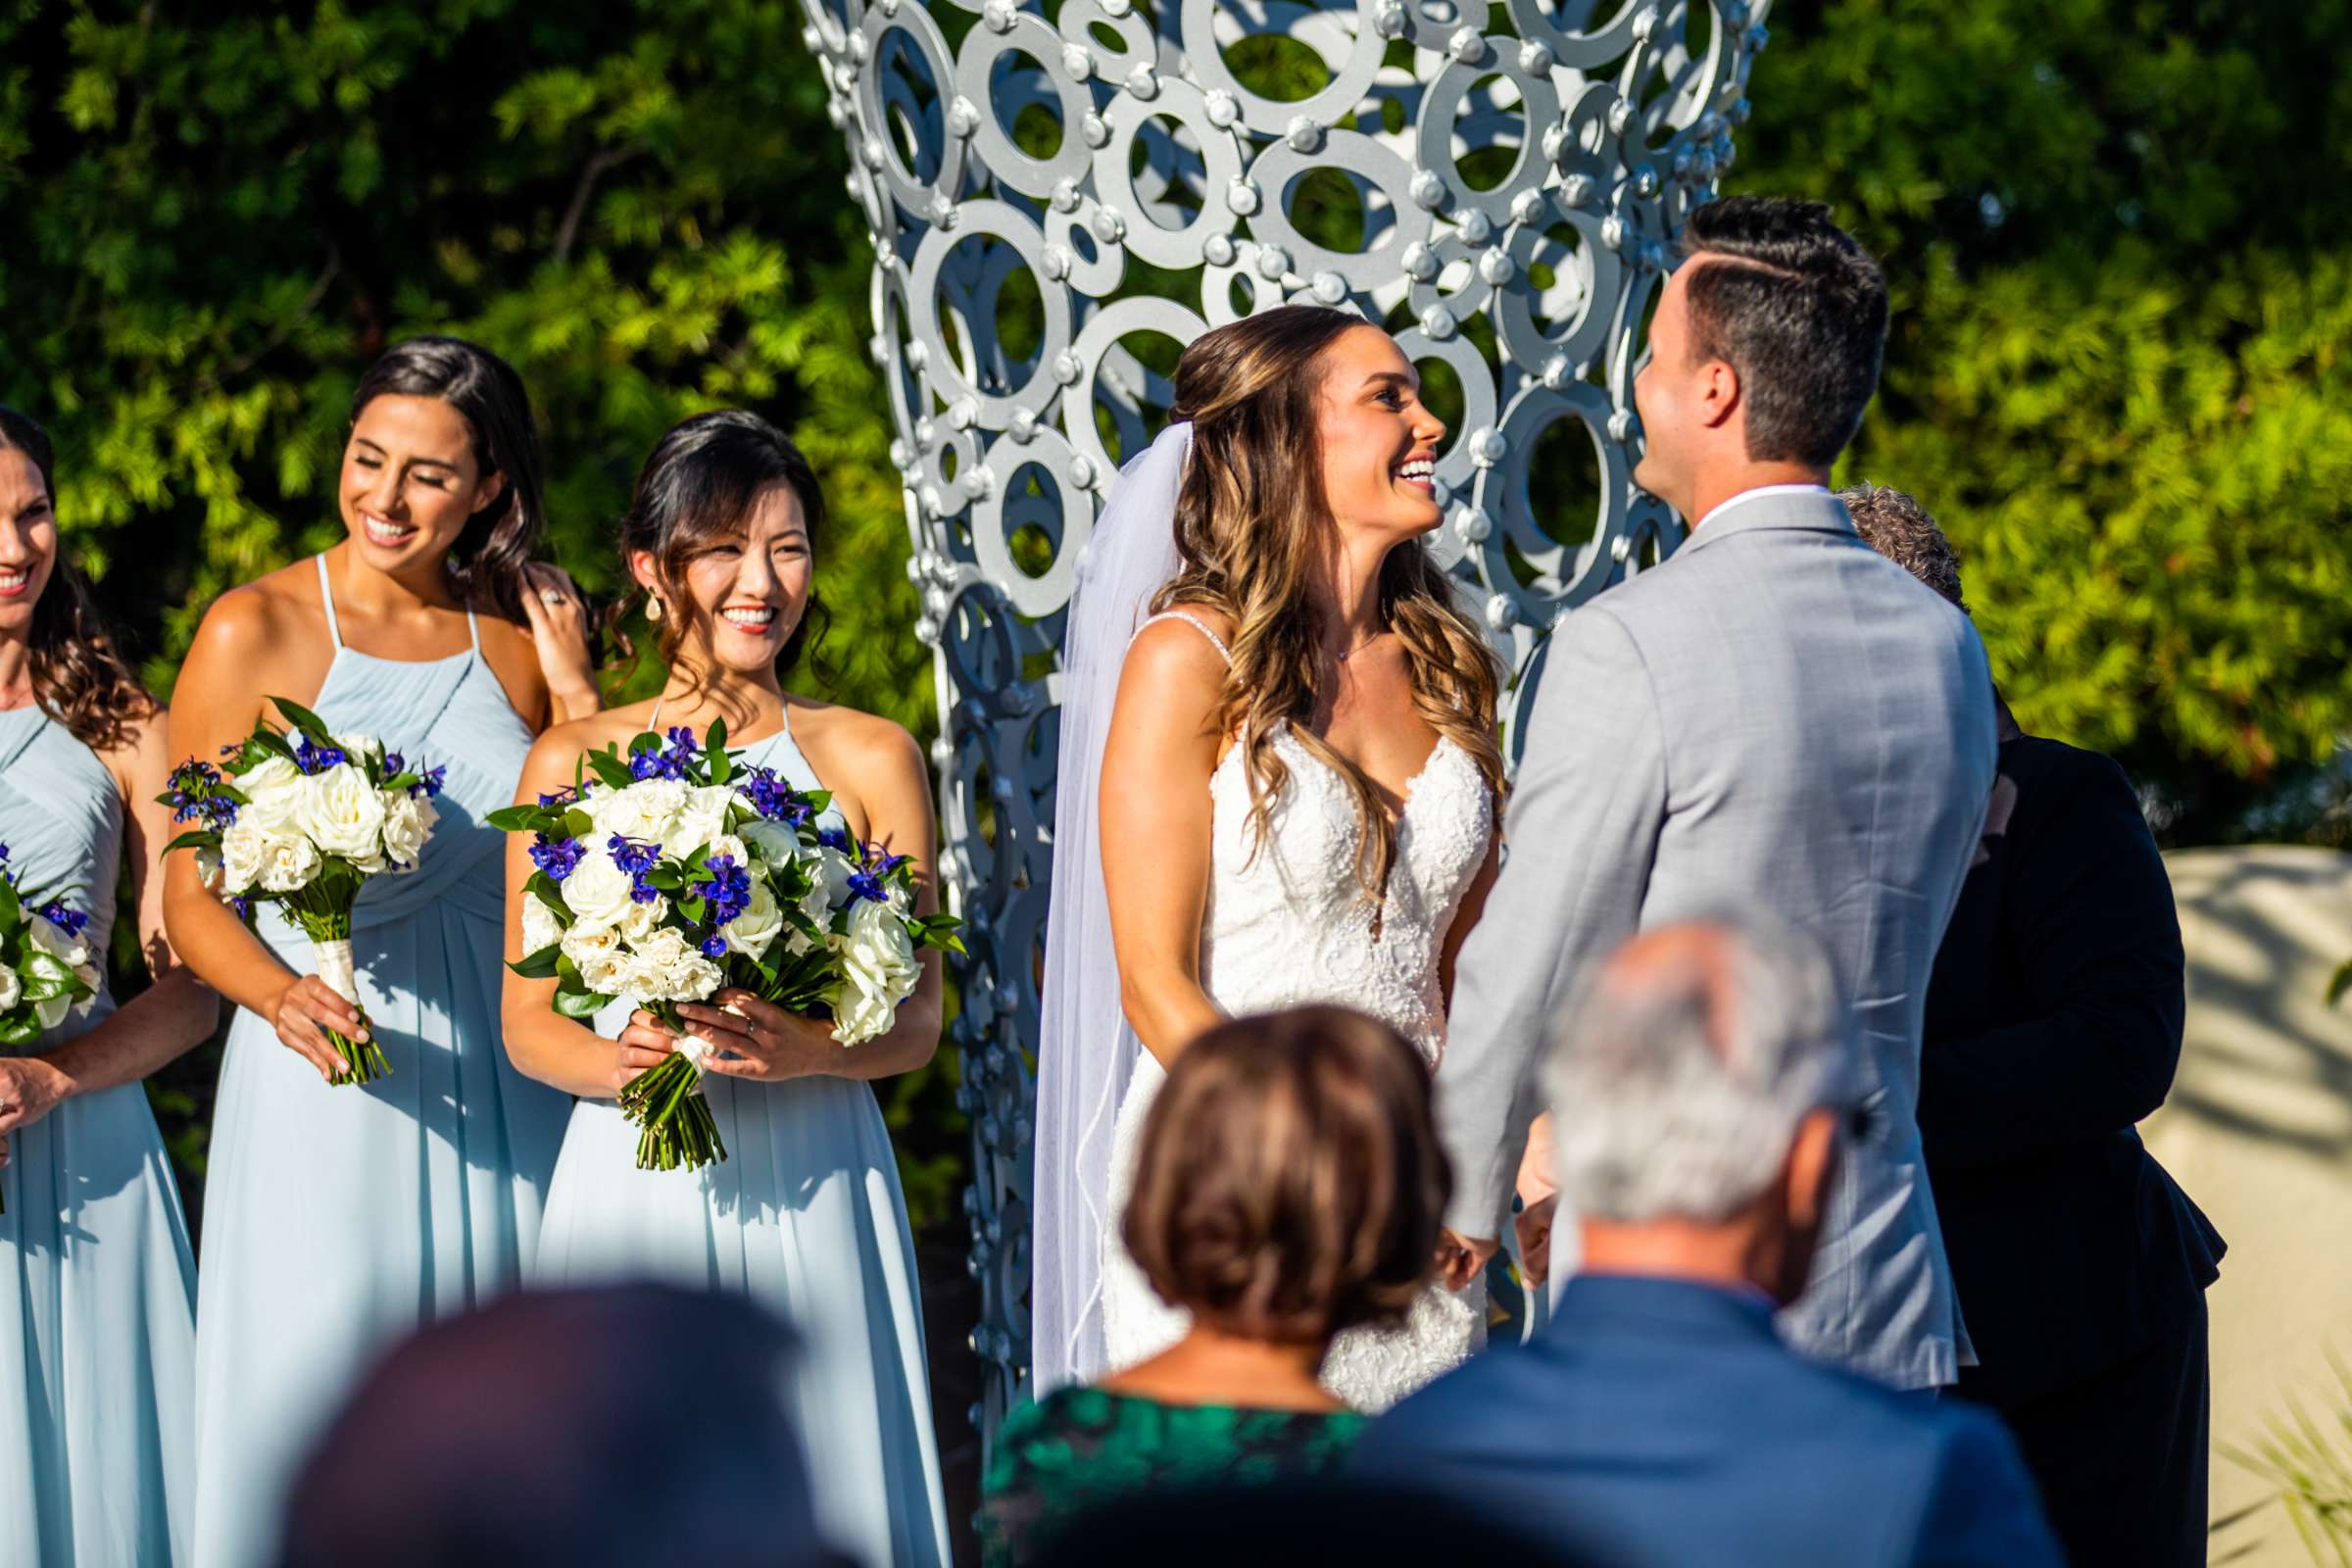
[
  {"x1": 1355, "y1": 915, "x2": 2063, "y2": 1567},
  {"x1": 276, "y1": 1284, "x2": 853, "y2": 1568},
  {"x1": 982, "y1": 1005, "x2": 1446, "y2": 1567},
  {"x1": 1845, "y1": 482, "x2": 2224, "y2": 1567},
  {"x1": 1028, "y1": 1479, "x2": 1583, "y2": 1568}
]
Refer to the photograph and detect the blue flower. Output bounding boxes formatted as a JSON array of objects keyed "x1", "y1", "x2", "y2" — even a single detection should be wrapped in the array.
[
  {"x1": 383, "y1": 751, "x2": 405, "y2": 776},
  {"x1": 845, "y1": 841, "x2": 908, "y2": 906},
  {"x1": 739, "y1": 766, "x2": 813, "y2": 826},
  {"x1": 227, "y1": 895, "x2": 254, "y2": 921},
  {"x1": 816, "y1": 825, "x2": 851, "y2": 854},
  {"x1": 290, "y1": 732, "x2": 347, "y2": 775},
  {"x1": 607, "y1": 835, "x2": 661, "y2": 876},
  {"x1": 699, "y1": 935, "x2": 729, "y2": 959},
  {"x1": 39, "y1": 901, "x2": 90, "y2": 937},
  {"x1": 529, "y1": 835, "x2": 584, "y2": 882},
  {"x1": 411, "y1": 763, "x2": 446, "y2": 800},
  {"x1": 629, "y1": 874, "x2": 663, "y2": 906},
  {"x1": 692, "y1": 855, "x2": 754, "y2": 928},
  {"x1": 537, "y1": 785, "x2": 579, "y2": 808}
]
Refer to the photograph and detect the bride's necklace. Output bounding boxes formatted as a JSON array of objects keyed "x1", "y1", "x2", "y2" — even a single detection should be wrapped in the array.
[{"x1": 1333, "y1": 629, "x2": 1386, "y2": 663}]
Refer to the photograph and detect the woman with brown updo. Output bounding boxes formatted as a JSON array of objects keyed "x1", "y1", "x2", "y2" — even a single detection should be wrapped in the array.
[{"x1": 983, "y1": 1004, "x2": 1448, "y2": 1567}]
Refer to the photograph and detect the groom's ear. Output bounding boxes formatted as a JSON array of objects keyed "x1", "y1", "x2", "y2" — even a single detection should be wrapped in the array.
[{"x1": 1697, "y1": 356, "x2": 1742, "y2": 431}]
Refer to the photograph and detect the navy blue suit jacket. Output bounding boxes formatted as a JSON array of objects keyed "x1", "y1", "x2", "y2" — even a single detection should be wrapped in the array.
[{"x1": 1352, "y1": 1276, "x2": 2062, "y2": 1568}]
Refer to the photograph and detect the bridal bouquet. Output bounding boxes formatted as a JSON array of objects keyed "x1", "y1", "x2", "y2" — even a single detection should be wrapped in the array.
[
  {"x1": 490, "y1": 721, "x2": 961, "y2": 1173},
  {"x1": 161, "y1": 698, "x2": 444, "y2": 1085},
  {"x1": 0, "y1": 846, "x2": 103, "y2": 1214}
]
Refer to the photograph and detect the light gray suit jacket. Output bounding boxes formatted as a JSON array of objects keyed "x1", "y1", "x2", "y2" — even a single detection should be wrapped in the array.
[{"x1": 1443, "y1": 488, "x2": 1997, "y2": 1390}]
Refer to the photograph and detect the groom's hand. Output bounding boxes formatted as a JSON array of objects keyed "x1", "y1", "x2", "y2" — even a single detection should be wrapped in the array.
[
  {"x1": 1436, "y1": 1228, "x2": 1498, "y2": 1293},
  {"x1": 1514, "y1": 1196, "x2": 1559, "y2": 1287}
]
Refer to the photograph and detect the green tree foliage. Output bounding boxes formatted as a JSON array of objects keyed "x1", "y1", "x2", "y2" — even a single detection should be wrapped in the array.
[{"x1": 1732, "y1": 0, "x2": 2352, "y2": 841}]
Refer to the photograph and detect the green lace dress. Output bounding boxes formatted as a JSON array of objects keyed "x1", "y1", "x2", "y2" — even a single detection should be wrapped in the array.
[{"x1": 980, "y1": 1387, "x2": 1367, "y2": 1566}]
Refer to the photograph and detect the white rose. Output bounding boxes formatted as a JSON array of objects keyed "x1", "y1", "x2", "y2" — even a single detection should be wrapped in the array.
[
  {"x1": 232, "y1": 755, "x2": 306, "y2": 833},
  {"x1": 623, "y1": 928, "x2": 721, "y2": 1004},
  {"x1": 617, "y1": 894, "x2": 670, "y2": 945},
  {"x1": 258, "y1": 830, "x2": 324, "y2": 893},
  {"x1": 587, "y1": 778, "x2": 688, "y2": 850},
  {"x1": 661, "y1": 785, "x2": 738, "y2": 858},
  {"x1": 798, "y1": 844, "x2": 857, "y2": 932},
  {"x1": 292, "y1": 763, "x2": 388, "y2": 865},
  {"x1": 335, "y1": 732, "x2": 384, "y2": 765},
  {"x1": 380, "y1": 790, "x2": 436, "y2": 870},
  {"x1": 740, "y1": 817, "x2": 802, "y2": 866},
  {"x1": 194, "y1": 844, "x2": 224, "y2": 892},
  {"x1": 0, "y1": 962, "x2": 20, "y2": 1010},
  {"x1": 219, "y1": 819, "x2": 268, "y2": 895},
  {"x1": 829, "y1": 898, "x2": 919, "y2": 1046},
  {"x1": 562, "y1": 848, "x2": 638, "y2": 932},
  {"x1": 35, "y1": 990, "x2": 73, "y2": 1031},
  {"x1": 26, "y1": 910, "x2": 93, "y2": 971},
  {"x1": 520, "y1": 892, "x2": 564, "y2": 956},
  {"x1": 723, "y1": 877, "x2": 784, "y2": 961},
  {"x1": 561, "y1": 924, "x2": 631, "y2": 997}
]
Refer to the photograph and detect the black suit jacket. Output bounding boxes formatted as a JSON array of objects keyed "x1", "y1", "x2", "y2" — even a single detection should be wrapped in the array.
[{"x1": 1920, "y1": 735, "x2": 2225, "y2": 1407}]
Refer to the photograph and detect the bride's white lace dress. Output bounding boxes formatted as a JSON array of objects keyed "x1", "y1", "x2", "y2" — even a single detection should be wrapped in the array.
[{"x1": 1101, "y1": 617, "x2": 1496, "y2": 1411}]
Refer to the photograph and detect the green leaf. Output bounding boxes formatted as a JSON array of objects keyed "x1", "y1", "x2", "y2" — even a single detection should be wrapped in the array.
[
  {"x1": 510, "y1": 943, "x2": 563, "y2": 979},
  {"x1": 269, "y1": 695, "x2": 332, "y2": 741},
  {"x1": 485, "y1": 805, "x2": 544, "y2": 833},
  {"x1": 2329, "y1": 958, "x2": 2352, "y2": 1008},
  {"x1": 524, "y1": 874, "x2": 574, "y2": 922},
  {"x1": 553, "y1": 987, "x2": 612, "y2": 1019}
]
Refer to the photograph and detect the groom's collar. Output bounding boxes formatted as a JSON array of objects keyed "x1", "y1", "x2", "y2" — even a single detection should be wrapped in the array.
[{"x1": 1676, "y1": 484, "x2": 1855, "y2": 558}]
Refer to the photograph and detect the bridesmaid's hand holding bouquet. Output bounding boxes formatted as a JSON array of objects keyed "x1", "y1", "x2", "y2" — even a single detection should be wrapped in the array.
[
  {"x1": 492, "y1": 721, "x2": 961, "y2": 1173},
  {"x1": 160, "y1": 697, "x2": 444, "y2": 1086},
  {"x1": 0, "y1": 844, "x2": 101, "y2": 1211}
]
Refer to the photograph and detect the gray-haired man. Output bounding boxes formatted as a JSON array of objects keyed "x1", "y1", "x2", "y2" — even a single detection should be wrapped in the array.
[
  {"x1": 1435, "y1": 196, "x2": 1998, "y2": 1392},
  {"x1": 1361, "y1": 917, "x2": 2061, "y2": 1567}
]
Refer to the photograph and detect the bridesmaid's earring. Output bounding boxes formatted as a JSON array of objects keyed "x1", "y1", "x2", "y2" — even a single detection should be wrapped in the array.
[{"x1": 645, "y1": 595, "x2": 663, "y2": 623}]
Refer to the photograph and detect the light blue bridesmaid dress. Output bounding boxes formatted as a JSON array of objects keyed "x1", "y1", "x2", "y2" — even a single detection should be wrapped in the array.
[
  {"x1": 0, "y1": 706, "x2": 198, "y2": 1566},
  {"x1": 190, "y1": 558, "x2": 573, "y2": 1568},
  {"x1": 531, "y1": 712, "x2": 951, "y2": 1568}
]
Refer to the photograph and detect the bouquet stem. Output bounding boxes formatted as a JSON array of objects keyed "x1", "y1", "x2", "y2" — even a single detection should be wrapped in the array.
[
  {"x1": 616, "y1": 1044, "x2": 727, "y2": 1172},
  {"x1": 302, "y1": 914, "x2": 390, "y2": 1086}
]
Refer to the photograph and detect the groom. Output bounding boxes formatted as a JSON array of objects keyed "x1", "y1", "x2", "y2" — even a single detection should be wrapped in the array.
[{"x1": 1438, "y1": 196, "x2": 1998, "y2": 1391}]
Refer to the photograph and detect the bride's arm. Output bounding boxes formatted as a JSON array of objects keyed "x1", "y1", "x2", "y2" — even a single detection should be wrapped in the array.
[
  {"x1": 1439, "y1": 838, "x2": 1500, "y2": 1012},
  {"x1": 1100, "y1": 618, "x2": 1228, "y2": 1067}
]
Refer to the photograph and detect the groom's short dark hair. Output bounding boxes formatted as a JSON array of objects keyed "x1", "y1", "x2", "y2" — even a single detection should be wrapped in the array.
[{"x1": 1679, "y1": 196, "x2": 1887, "y2": 468}]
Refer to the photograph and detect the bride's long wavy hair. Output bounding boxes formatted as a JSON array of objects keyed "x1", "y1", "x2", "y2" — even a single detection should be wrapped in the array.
[{"x1": 1153, "y1": 307, "x2": 1504, "y2": 899}]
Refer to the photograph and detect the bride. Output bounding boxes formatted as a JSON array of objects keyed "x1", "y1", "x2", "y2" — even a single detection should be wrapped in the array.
[{"x1": 1032, "y1": 306, "x2": 1506, "y2": 1409}]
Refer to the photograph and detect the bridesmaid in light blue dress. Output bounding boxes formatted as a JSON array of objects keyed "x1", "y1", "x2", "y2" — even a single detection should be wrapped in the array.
[
  {"x1": 0, "y1": 407, "x2": 220, "y2": 1565},
  {"x1": 162, "y1": 340, "x2": 603, "y2": 1568},
  {"x1": 503, "y1": 412, "x2": 950, "y2": 1568}
]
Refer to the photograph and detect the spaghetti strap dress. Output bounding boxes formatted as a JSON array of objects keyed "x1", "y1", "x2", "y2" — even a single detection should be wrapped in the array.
[
  {"x1": 531, "y1": 710, "x2": 951, "y2": 1568},
  {"x1": 189, "y1": 558, "x2": 572, "y2": 1568},
  {"x1": 0, "y1": 706, "x2": 199, "y2": 1566}
]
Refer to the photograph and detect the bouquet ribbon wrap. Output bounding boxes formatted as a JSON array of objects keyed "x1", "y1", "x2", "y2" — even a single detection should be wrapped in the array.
[{"x1": 299, "y1": 916, "x2": 389, "y2": 1084}]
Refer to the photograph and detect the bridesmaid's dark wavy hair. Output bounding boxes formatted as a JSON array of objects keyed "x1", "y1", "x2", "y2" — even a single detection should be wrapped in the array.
[
  {"x1": 0, "y1": 407, "x2": 153, "y2": 751},
  {"x1": 618, "y1": 410, "x2": 832, "y2": 698},
  {"x1": 349, "y1": 336, "x2": 548, "y2": 621}
]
